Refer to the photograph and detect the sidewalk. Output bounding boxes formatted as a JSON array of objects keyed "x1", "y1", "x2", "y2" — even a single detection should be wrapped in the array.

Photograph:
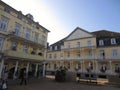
[{"x1": 7, "y1": 77, "x2": 120, "y2": 90}]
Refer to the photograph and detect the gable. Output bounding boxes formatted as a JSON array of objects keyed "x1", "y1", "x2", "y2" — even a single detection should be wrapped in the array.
[{"x1": 66, "y1": 27, "x2": 94, "y2": 41}]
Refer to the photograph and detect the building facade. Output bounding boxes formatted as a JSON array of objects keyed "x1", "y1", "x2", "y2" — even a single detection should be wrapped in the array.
[
  {"x1": 0, "y1": 1, "x2": 49, "y2": 79},
  {"x1": 46, "y1": 27, "x2": 120, "y2": 76}
]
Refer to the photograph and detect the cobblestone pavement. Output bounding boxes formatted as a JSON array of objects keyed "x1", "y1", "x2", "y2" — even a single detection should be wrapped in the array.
[{"x1": 7, "y1": 77, "x2": 120, "y2": 90}]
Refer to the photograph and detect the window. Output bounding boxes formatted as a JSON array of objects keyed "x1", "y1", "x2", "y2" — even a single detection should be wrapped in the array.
[
  {"x1": 67, "y1": 63, "x2": 70, "y2": 69},
  {"x1": 112, "y1": 49, "x2": 118, "y2": 57},
  {"x1": 14, "y1": 23, "x2": 21, "y2": 36},
  {"x1": 111, "y1": 38, "x2": 116, "y2": 44},
  {"x1": 67, "y1": 43, "x2": 71, "y2": 48},
  {"x1": 115, "y1": 64, "x2": 120, "y2": 73},
  {"x1": 11, "y1": 42, "x2": 17, "y2": 51},
  {"x1": 78, "y1": 63, "x2": 81, "y2": 69},
  {"x1": 42, "y1": 35, "x2": 46, "y2": 45},
  {"x1": 77, "y1": 52, "x2": 80, "y2": 57},
  {"x1": 34, "y1": 32, "x2": 39, "y2": 43},
  {"x1": 60, "y1": 53, "x2": 63, "y2": 58},
  {"x1": 76, "y1": 42, "x2": 80, "y2": 47},
  {"x1": 0, "y1": 38, "x2": 3, "y2": 50},
  {"x1": 0, "y1": 16, "x2": 9, "y2": 31},
  {"x1": 25, "y1": 29, "x2": 31, "y2": 40},
  {"x1": 87, "y1": 40, "x2": 92, "y2": 46},
  {"x1": 50, "y1": 46, "x2": 52, "y2": 51},
  {"x1": 67, "y1": 52, "x2": 70, "y2": 57},
  {"x1": 88, "y1": 50, "x2": 92, "y2": 56},
  {"x1": 54, "y1": 64, "x2": 57, "y2": 70},
  {"x1": 4, "y1": 7, "x2": 10, "y2": 13},
  {"x1": 55, "y1": 46, "x2": 57, "y2": 50},
  {"x1": 99, "y1": 40, "x2": 104, "y2": 46},
  {"x1": 49, "y1": 54, "x2": 52, "y2": 59},
  {"x1": 23, "y1": 45, "x2": 28, "y2": 53},
  {"x1": 54, "y1": 54, "x2": 57, "y2": 59},
  {"x1": 48, "y1": 63, "x2": 51, "y2": 69}
]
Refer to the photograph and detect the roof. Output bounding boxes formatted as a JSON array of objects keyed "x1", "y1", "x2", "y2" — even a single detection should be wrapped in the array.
[
  {"x1": 92, "y1": 30, "x2": 120, "y2": 38},
  {"x1": 0, "y1": 0, "x2": 50, "y2": 32}
]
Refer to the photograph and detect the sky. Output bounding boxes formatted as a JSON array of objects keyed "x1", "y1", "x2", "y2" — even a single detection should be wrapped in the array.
[{"x1": 2, "y1": 0, "x2": 120, "y2": 44}]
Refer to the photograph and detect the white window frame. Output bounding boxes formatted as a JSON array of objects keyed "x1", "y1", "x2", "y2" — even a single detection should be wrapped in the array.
[
  {"x1": 0, "y1": 38, "x2": 3, "y2": 50},
  {"x1": 67, "y1": 42, "x2": 71, "y2": 48},
  {"x1": 77, "y1": 52, "x2": 80, "y2": 57},
  {"x1": 87, "y1": 40, "x2": 92, "y2": 46},
  {"x1": 99, "y1": 40, "x2": 104, "y2": 46},
  {"x1": 11, "y1": 42, "x2": 17, "y2": 50},
  {"x1": 0, "y1": 16, "x2": 9, "y2": 31},
  {"x1": 111, "y1": 38, "x2": 116, "y2": 44},
  {"x1": 67, "y1": 52, "x2": 70, "y2": 57},
  {"x1": 14, "y1": 23, "x2": 21, "y2": 36},
  {"x1": 23, "y1": 45, "x2": 28, "y2": 53},
  {"x1": 25, "y1": 29, "x2": 31, "y2": 40},
  {"x1": 112, "y1": 49, "x2": 118, "y2": 57},
  {"x1": 55, "y1": 46, "x2": 57, "y2": 50},
  {"x1": 34, "y1": 32, "x2": 39, "y2": 43},
  {"x1": 76, "y1": 42, "x2": 80, "y2": 47},
  {"x1": 88, "y1": 50, "x2": 92, "y2": 57},
  {"x1": 42, "y1": 35, "x2": 46, "y2": 45}
]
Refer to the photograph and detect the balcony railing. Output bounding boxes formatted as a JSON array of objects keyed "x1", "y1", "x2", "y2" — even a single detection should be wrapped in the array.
[
  {"x1": 46, "y1": 56, "x2": 120, "y2": 61},
  {"x1": 61, "y1": 45, "x2": 96, "y2": 50},
  {"x1": 8, "y1": 31, "x2": 46, "y2": 48},
  {"x1": 4, "y1": 50, "x2": 44, "y2": 61}
]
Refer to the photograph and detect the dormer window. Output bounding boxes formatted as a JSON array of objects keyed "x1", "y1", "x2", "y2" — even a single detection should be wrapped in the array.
[
  {"x1": 55, "y1": 46, "x2": 57, "y2": 50},
  {"x1": 111, "y1": 38, "x2": 116, "y2": 44},
  {"x1": 67, "y1": 43, "x2": 71, "y2": 48},
  {"x1": 50, "y1": 46, "x2": 52, "y2": 51},
  {"x1": 99, "y1": 40, "x2": 104, "y2": 46}
]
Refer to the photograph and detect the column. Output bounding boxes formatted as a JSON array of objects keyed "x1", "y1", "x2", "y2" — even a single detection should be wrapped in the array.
[
  {"x1": 26, "y1": 62, "x2": 29, "y2": 74},
  {"x1": 109, "y1": 61, "x2": 112, "y2": 74},
  {"x1": 82, "y1": 60, "x2": 85, "y2": 73},
  {"x1": 13, "y1": 61, "x2": 19, "y2": 79},
  {"x1": 70, "y1": 61, "x2": 73, "y2": 71},
  {"x1": 80, "y1": 61, "x2": 82, "y2": 72},
  {"x1": 35, "y1": 64, "x2": 38, "y2": 77},
  {"x1": 43, "y1": 63, "x2": 46, "y2": 77},
  {"x1": 0, "y1": 59, "x2": 4, "y2": 79},
  {"x1": 95, "y1": 61, "x2": 98, "y2": 73}
]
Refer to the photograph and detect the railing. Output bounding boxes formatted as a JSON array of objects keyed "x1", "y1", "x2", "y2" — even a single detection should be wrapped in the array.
[
  {"x1": 8, "y1": 31, "x2": 46, "y2": 47},
  {"x1": 61, "y1": 45, "x2": 96, "y2": 50},
  {"x1": 4, "y1": 50, "x2": 44, "y2": 61},
  {"x1": 46, "y1": 56, "x2": 120, "y2": 61}
]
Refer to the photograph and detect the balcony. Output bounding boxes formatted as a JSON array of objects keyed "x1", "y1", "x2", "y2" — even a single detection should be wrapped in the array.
[
  {"x1": 61, "y1": 45, "x2": 96, "y2": 51},
  {"x1": 4, "y1": 50, "x2": 44, "y2": 62},
  {"x1": 46, "y1": 56, "x2": 120, "y2": 61},
  {"x1": 7, "y1": 31, "x2": 45, "y2": 48}
]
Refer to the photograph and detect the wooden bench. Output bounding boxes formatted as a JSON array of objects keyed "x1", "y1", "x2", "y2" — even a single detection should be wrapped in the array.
[{"x1": 77, "y1": 73, "x2": 98, "y2": 84}]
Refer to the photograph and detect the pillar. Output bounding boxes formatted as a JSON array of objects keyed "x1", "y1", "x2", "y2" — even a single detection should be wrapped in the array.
[
  {"x1": 0, "y1": 59, "x2": 4, "y2": 79},
  {"x1": 35, "y1": 64, "x2": 38, "y2": 77},
  {"x1": 43, "y1": 63, "x2": 46, "y2": 77},
  {"x1": 82, "y1": 60, "x2": 85, "y2": 73},
  {"x1": 95, "y1": 61, "x2": 98, "y2": 73},
  {"x1": 109, "y1": 61, "x2": 112, "y2": 74},
  {"x1": 26, "y1": 62, "x2": 29, "y2": 74},
  {"x1": 13, "y1": 61, "x2": 19, "y2": 79}
]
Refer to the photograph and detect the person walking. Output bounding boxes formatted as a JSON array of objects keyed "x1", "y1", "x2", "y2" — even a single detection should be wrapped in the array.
[
  {"x1": 20, "y1": 69, "x2": 27, "y2": 85},
  {"x1": 1, "y1": 70, "x2": 8, "y2": 90}
]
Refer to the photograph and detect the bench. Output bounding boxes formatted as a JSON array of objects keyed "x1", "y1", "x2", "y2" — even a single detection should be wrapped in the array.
[{"x1": 77, "y1": 73, "x2": 98, "y2": 84}]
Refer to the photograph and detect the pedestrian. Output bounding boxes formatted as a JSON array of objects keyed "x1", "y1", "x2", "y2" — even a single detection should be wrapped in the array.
[
  {"x1": 20, "y1": 69, "x2": 27, "y2": 85},
  {"x1": 1, "y1": 70, "x2": 8, "y2": 90}
]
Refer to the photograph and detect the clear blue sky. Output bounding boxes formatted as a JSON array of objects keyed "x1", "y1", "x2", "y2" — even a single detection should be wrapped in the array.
[{"x1": 3, "y1": 0, "x2": 120, "y2": 44}]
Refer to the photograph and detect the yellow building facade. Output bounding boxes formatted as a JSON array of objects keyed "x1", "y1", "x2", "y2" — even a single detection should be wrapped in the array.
[
  {"x1": 0, "y1": 1, "x2": 49, "y2": 79},
  {"x1": 46, "y1": 27, "x2": 120, "y2": 76}
]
